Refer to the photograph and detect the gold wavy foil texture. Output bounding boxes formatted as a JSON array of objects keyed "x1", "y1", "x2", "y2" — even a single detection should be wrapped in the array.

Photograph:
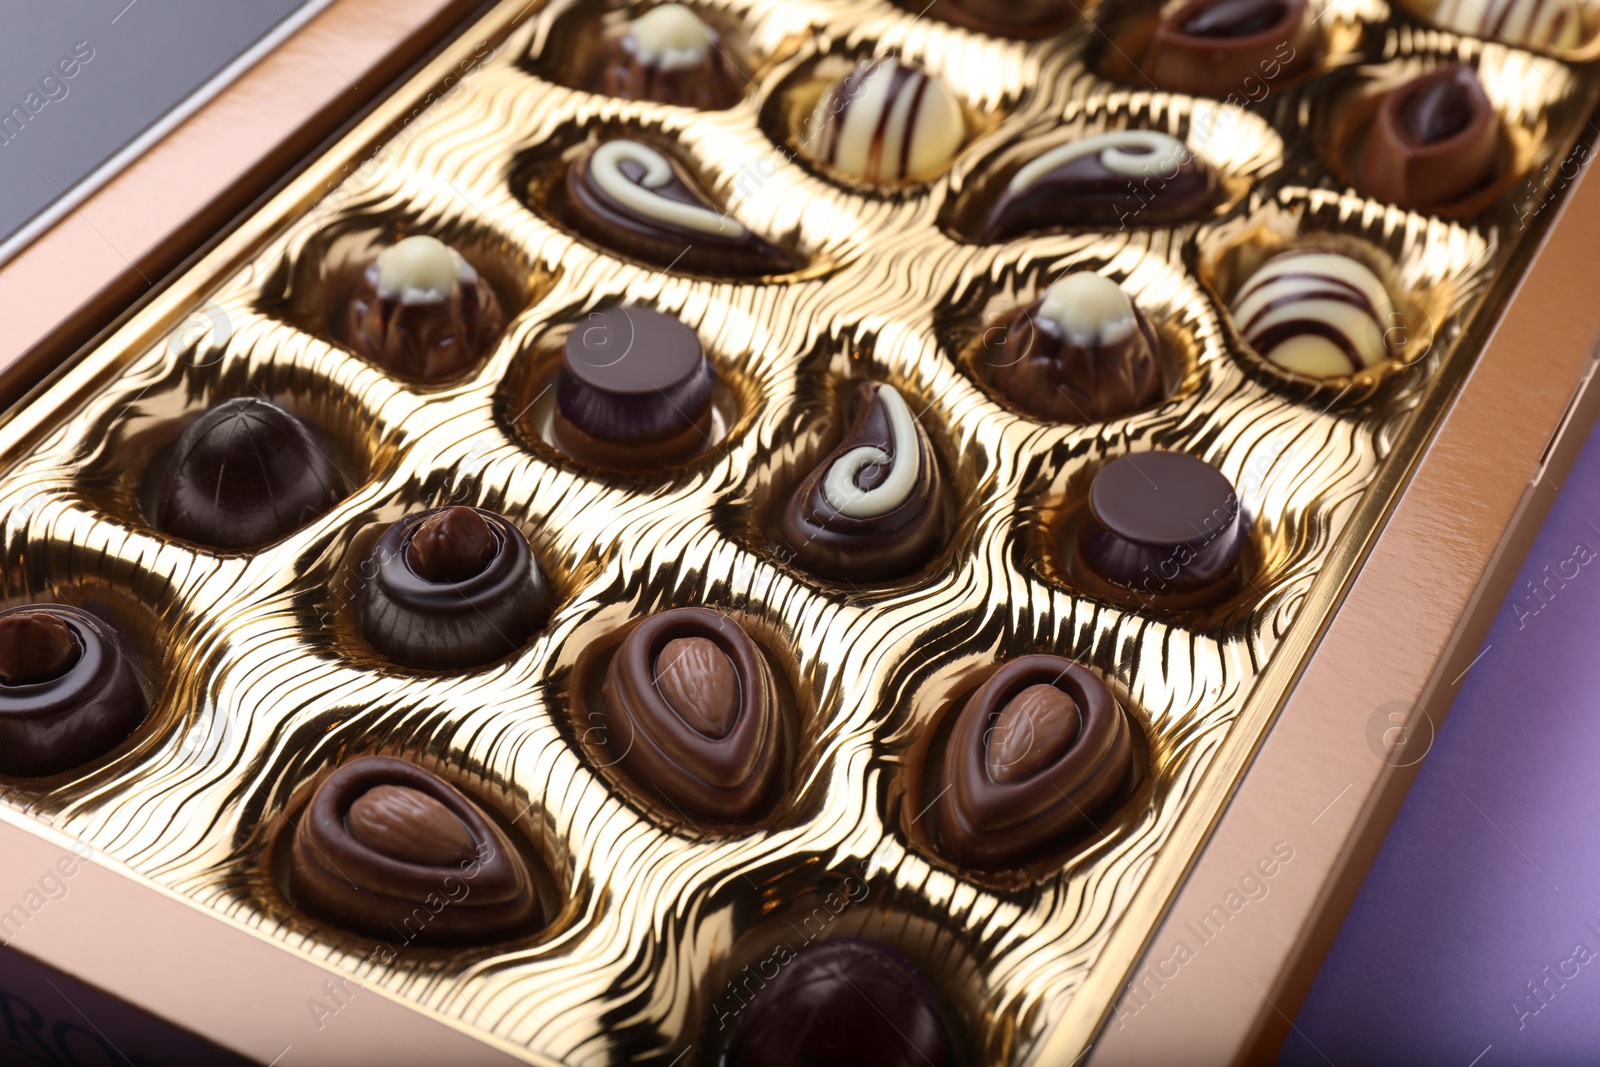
[{"x1": 0, "y1": 0, "x2": 1595, "y2": 1063}]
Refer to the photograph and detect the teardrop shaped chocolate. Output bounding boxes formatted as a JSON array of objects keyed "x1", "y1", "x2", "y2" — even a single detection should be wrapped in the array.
[
  {"x1": 288, "y1": 756, "x2": 542, "y2": 944},
  {"x1": 1357, "y1": 65, "x2": 1498, "y2": 210},
  {"x1": 0, "y1": 604, "x2": 148, "y2": 777},
  {"x1": 986, "y1": 684, "x2": 1081, "y2": 784},
  {"x1": 347, "y1": 784, "x2": 477, "y2": 865},
  {"x1": 776, "y1": 381, "x2": 946, "y2": 583},
  {"x1": 936, "y1": 656, "x2": 1135, "y2": 869},
  {"x1": 565, "y1": 139, "x2": 791, "y2": 277},
  {"x1": 359, "y1": 506, "x2": 551, "y2": 670},
  {"x1": 1141, "y1": 0, "x2": 1315, "y2": 98},
  {"x1": 599, "y1": 607, "x2": 785, "y2": 823},
  {"x1": 655, "y1": 636, "x2": 740, "y2": 739}
]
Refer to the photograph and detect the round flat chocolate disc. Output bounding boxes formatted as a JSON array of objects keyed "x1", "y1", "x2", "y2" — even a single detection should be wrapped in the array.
[
  {"x1": 1089, "y1": 451, "x2": 1236, "y2": 547},
  {"x1": 564, "y1": 307, "x2": 703, "y2": 396}
]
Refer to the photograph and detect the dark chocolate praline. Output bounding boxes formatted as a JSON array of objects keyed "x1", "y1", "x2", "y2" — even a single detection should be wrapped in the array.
[
  {"x1": 0, "y1": 605, "x2": 148, "y2": 777},
  {"x1": 987, "y1": 271, "x2": 1164, "y2": 423},
  {"x1": 981, "y1": 130, "x2": 1213, "y2": 240},
  {"x1": 935, "y1": 655, "x2": 1134, "y2": 869},
  {"x1": 565, "y1": 140, "x2": 791, "y2": 277},
  {"x1": 1357, "y1": 65, "x2": 1498, "y2": 210},
  {"x1": 594, "y1": 4, "x2": 742, "y2": 110},
  {"x1": 599, "y1": 606, "x2": 785, "y2": 822},
  {"x1": 1142, "y1": 0, "x2": 1316, "y2": 97},
  {"x1": 288, "y1": 755, "x2": 540, "y2": 945},
  {"x1": 345, "y1": 235, "x2": 506, "y2": 384},
  {"x1": 776, "y1": 381, "x2": 946, "y2": 583},
  {"x1": 359, "y1": 506, "x2": 550, "y2": 670},
  {"x1": 1068, "y1": 451, "x2": 1245, "y2": 609},
  {"x1": 155, "y1": 397, "x2": 342, "y2": 550},
  {"x1": 937, "y1": 0, "x2": 1074, "y2": 32},
  {"x1": 719, "y1": 938, "x2": 958, "y2": 1067},
  {"x1": 553, "y1": 306, "x2": 716, "y2": 470}
]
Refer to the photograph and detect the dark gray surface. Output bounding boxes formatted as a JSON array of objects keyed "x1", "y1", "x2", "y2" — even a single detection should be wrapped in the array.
[{"x1": 0, "y1": 0, "x2": 322, "y2": 249}]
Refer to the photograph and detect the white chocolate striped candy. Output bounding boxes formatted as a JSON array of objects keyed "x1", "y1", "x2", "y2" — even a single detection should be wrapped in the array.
[
  {"x1": 802, "y1": 59, "x2": 965, "y2": 184},
  {"x1": 1231, "y1": 251, "x2": 1391, "y2": 378},
  {"x1": 1429, "y1": 0, "x2": 1586, "y2": 51}
]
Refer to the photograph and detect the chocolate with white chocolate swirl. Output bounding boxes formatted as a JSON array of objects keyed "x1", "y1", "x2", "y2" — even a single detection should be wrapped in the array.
[
  {"x1": 981, "y1": 130, "x2": 1213, "y2": 239},
  {"x1": 565, "y1": 139, "x2": 790, "y2": 276},
  {"x1": 777, "y1": 381, "x2": 945, "y2": 582},
  {"x1": 801, "y1": 59, "x2": 966, "y2": 185},
  {"x1": 1231, "y1": 250, "x2": 1392, "y2": 378}
]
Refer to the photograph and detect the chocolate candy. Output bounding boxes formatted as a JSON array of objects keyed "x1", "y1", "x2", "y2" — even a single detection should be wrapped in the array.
[
  {"x1": 936, "y1": 655, "x2": 1134, "y2": 868},
  {"x1": 0, "y1": 605, "x2": 148, "y2": 777},
  {"x1": 565, "y1": 139, "x2": 790, "y2": 276},
  {"x1": 1231, "y1": 249, "x2": 1392, "y2": 377},
  {"x1": 359, "y1": 506, "x2": 550, "y2": 670},
  {"x1": 719, "y1": 938, "x2": 957, "y2": 1067},
  {"x1": 553, "y1": 306, "x2": 716, "y2": 469},
  {"x1": 1427, "y1": 0, "x2": 1584, "y2": 50},
  {"x1": 345, "y1": 235, "x2": 506, "y2": 383},
  {"x1": 595, "y1": 4, "x2": 742, "y2": 109},
  {"x1": 1143, "y1": 0, "x2": 1315, "y2": 97},
  {"x1": 1357, "y1": 66, "x2": 1497, "y2": 210},
  {"x1": 777, "y1": 381, "x2": 945, "y2": 582},
  {"x1": 981, "y1": 130, "x2": 1213, "y2": 239},
  {"x1": 941, "y1": 0, "x2": 1073, "y2": 30},
  {"x1": 155, "y1": 397, "x2": 342, "y2": 550},
  {"x1": 288, "y1": 756, "x2": 540, "y2": 944},
  {"x1": 598, "y1": 606, "x2": 784, "y2": 822},
  {"x1": 988, "y1": 272, "x2": 1163, "y2": 423},
  {"x1": 801, "y1": 59, "x2": 965, "y2": 185},
  {"x1": 1071, "y1": 451, "x2": 1245, "y2": 607}
]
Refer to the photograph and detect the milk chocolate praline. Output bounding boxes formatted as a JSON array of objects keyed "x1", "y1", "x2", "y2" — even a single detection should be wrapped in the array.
[
  {"x1": 988, "y1": 272, "x2": 1164, "y2": 423},
  {"x1": 981, "y1": 131, "x2": 1213, "y2": 239},
  {"x1": 0, "y1": 605, "x2": 148, "y2": 777},
  {"x1": 1357, "y1": 65, "x2": 1498, "y2": 210},
  {"x1": 595, "y1": 4, "x2": 742, "y2": 110},
  {"x1": 359, "y1": 506, "x2": 550, "y2": 670},
  {"x1": 718, "y1": 938, "x2": 959, "y2": 1067},
  {"x1": 598, "y1": 606, "x2": 785, "y2": 823},
  {"x1": 155, "y1": 397, "x2": 342, "y2": 550},
  {"x1": 1142, "y1": 0, "x2": 1316, "y2": 97},
  {"x1": 777, "y1": 381, "x2": 945, "y2": 583},
  {"x1": 553, "y1": 306, "x2": 717, "y2": 469},
  {"x1": 936, "y1": 655, "x2": 1135, "y2": 869},
  {"x1": 287, "y1": 756, "x2": 540, "y2": 944},
  {"x1": 345, "y1": 235, "x2": 505, "y2": 383},
  {"x1": 1068, "y1": 452, "x2": 1245, "y2": 610},
  {"x1": 565, "y1": 140, "x2": 791, "y2": 276}
]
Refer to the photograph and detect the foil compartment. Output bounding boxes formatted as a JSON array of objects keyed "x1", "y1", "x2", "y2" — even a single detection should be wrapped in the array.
[{"x1": 0, "y1": 0, "x2": 1595, "y2": 1062}]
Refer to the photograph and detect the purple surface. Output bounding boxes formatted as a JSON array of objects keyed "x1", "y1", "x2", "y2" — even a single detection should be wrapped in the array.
[{"x1": 1284, "y1": 415, "x2": 1600, "y2": 1066}]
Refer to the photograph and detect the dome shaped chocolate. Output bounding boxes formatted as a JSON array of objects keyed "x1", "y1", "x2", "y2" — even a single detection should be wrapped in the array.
[
  {"x1": 935, "y1": 655, "x2": 1134, "y2": 869},
  {"x1": 553, "y1": 306, "x2": 717, "y2": 469},
  {"x1": 1231, "y1": 250, "x2": 1392, "y2": 378},
  {"x1": 0, "y1": 605, "x2": 148, "y2": 777},
  {"x1": 359, "y1": 506, "x2": 550, "y2": 670},
  {"x1": 1357, "y1": 65, "x2": 1498, "y2": 210},
  {"x1": 599, "y1": 607, "x2": 785, "y2": 822},
  {"x1": 800, "y1": 59, "x2": 965, "y2": 185},
  {"x1": 777, "y1": 381, "x2": 946, "y2": 582},
  {"x1": 988, "y1": 272, "x2": 1163, "y2": 423},
  {"x1": 1426, "y1": 0, "x2": 1584, "y2": 52},
  {"x1": 1142, "y1": 0, "x2": 1316, "y2": 97},
  {"x1": 288, "y1": 756, "x2": 541, "y2": 944},
  {"x1": 719, "y1": 938, "x2": 958, "y2": 1067},
  {"x1": 565, "y1": 139, "x2": 791, "y2": 277},
  {"x1": 1070, "y1": 451, "x2": 1246, "y2": 609},
  {"x1": 345, "y1": 235, "x2": 505, "y2": 383},
  {"x1": 980, "y1": 130, "x2": 1213, "y2": 239},
  {"x1": 155, "y1": 397, "x2": 342, "y2": 550},
  {"x1": 595, "y1": 4, "x2": 742, "y2": 110}
]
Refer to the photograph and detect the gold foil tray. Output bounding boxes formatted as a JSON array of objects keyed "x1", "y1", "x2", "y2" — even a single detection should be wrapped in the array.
[{"x1": 0, "y1": 0, "x2": 1596, "y2": 1063}]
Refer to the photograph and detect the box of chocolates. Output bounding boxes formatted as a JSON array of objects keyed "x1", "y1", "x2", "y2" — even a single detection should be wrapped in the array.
[{"x1": 2, "y1": 0, "x2": 1599, "y2": 1061}]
